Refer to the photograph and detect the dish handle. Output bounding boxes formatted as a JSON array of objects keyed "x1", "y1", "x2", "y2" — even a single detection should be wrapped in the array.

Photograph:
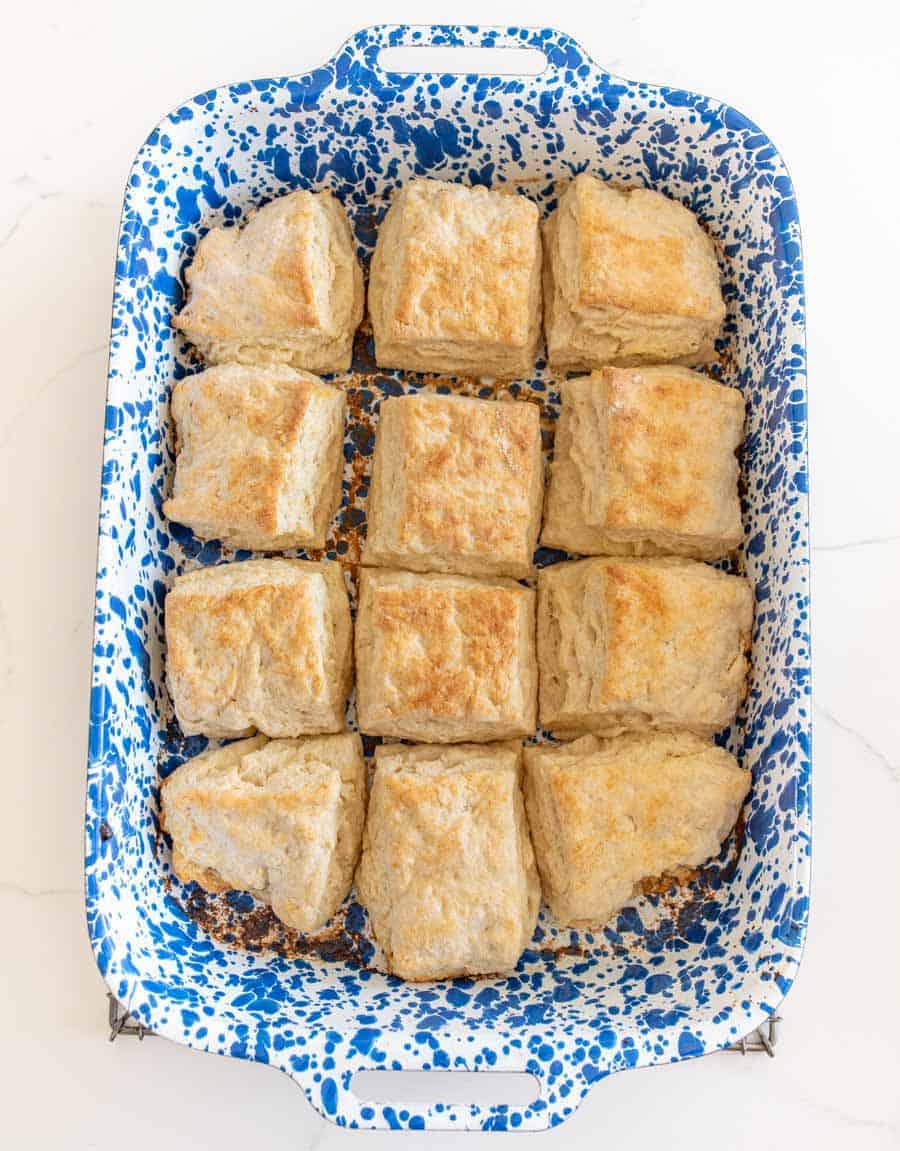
[
  {"x1": 325, "y1": 23, "x2": 609, "y2": 84},
  {"x1": 287, "y1": 1052, "x2": 588, "y2": 1132}
]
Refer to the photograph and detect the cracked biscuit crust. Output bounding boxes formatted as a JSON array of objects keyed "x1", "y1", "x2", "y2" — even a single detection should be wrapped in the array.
[
  {"x1": 356, "y1": 741, "x2": 540, "y2": 980},
  {"x1": 369, "y1": 179, "x2": 542, "y2": 377},
  {"x1": 163, "y1": 363, "x2": 346, "y2": 551},
  {"x1": 523, "y1": 731, "x2": 749, "y2": 926},
  {"x1": 543, "y1": 175, "x2": 725, "y2": 370},
  {"x1": 355, "y1": 568, "x2": 537, "y2": 742},
  {"x1": 541, "y1": 367, "x2": 744, "y2": 560},
  {"x1": 537, "y1": 557, "x2": 753, "y2": 737},
  {"x1": 363, "y1": 392, "x2": 543, "y2": 578},
  {"x1": 173, "y1": 189, "x2": 363, "y2": 373},
  {"x1": 165, "y1": 559, "x2": 352, "y2": 738},
  {"x1": 162, "y1": 732, "x2": 365, "y2": 932}
]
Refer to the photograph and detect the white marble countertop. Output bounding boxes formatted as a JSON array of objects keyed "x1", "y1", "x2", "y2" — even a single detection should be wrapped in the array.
[{"x1": 2, "y1": 1, "x2": 898, "y2": 1147}]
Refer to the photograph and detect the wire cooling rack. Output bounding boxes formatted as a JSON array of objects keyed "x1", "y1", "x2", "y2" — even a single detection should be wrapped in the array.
[{"x1": 106, "y1": 994, "x2": 783, "y2": 1056}]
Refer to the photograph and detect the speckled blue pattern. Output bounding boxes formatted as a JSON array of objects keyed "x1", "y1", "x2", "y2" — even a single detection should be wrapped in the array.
[{"x1": 85, "y1": 25, "x2": 809, "y2": 1132}]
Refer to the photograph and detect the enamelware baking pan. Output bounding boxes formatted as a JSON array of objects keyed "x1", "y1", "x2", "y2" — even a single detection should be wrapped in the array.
[{"x1": 85, "y1": 24, "x2": 810, "y2": 1131}]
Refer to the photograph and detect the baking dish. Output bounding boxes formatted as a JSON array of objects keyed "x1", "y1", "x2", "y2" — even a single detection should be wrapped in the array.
[{"x1": 85, "y1": 24, "x2": 810, "y2": 1132}]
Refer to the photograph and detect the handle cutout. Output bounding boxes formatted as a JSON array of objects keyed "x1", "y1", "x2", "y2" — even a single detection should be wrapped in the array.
[
  {"x1": 352, "y1": 1070, "x2": 540, "y2": 1108},
  {"x1": 377, "y1": 45, "x2": 548, "y2": 76}
]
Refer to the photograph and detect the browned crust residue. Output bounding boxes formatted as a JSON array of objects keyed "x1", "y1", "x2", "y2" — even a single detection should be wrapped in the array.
[
  {"x1": 636, "y1": 808, "x2": 746, "y2": 909},
  {"x1": 171, "y1": 882, "x2": 371, "y2": 966}
]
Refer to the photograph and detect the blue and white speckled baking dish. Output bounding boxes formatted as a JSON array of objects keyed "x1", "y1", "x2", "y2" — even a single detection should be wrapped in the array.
[{"x1": 84, "y1": 24, "x2": 810, "y2": 1132}]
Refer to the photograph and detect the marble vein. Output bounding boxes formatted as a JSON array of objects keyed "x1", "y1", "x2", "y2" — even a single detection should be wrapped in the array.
[
  {"x1": 802, "y1": 1098, "x2": 898, "y2": 1137},
  {"x1": 0, "y1": 189, "x2": 60, "y2": 252},
  {"x1": 812, "y1": 535, "x2": 900, "y2": 552},
  {"x1": 301, "y1": 1119, "x2": 332, "y2": 1151},
  {"x1": 0, "y1": 881, "x2": 81, "y2": 898},
  {"x1": 814, "y1": 703, "x2": 899, "y2": 783},
  {"x1": 0, "y1": 342, "x2": 107, "y2": 448}
]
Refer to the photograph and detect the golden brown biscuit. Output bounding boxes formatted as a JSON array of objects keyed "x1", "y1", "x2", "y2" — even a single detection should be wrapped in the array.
[
  {"x1": 543, "y1": 175, "x2": 725, "y2": 369},
  {"x1": 165, "y1": 559, "x2": 352, "y2": 738},
  {"x1": 163, "y1": 364, "x2": 346, "y2": 551},
  {"x1": 363, "y1": 392, "x2": 544, "y2": 578},
  {"x1": 537, "y1": 557, "x2": 753, "y2": 737},
  {"x1": 173, "y1": 189, "x2": 364, "y2": 373},
  {"x1": 542, "y1": 367, "x2": 744, "y2": 560},
  {"x1": 523, "y1": 731, "x2": 750, "y2": 926},
  {"x1": 162, "y1": 732, "x2": 366, "y2": 932},
  {"x1": 369, "y1": 179, "x2": 542, "y2": 377},
  {"x1": 356, "y1": 741, "x2": 540, "y2": 980},
  {"x1": 355, "y1": 568, "x2": 537, "y2": 742}
]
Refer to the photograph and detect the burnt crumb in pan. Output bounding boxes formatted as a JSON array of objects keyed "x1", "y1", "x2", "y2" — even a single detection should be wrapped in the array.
[
  {"x1": 538, "y1": 941, "x2": 586, "y2": 961},
  {"x1": 162, "y1": 813, "x2": 745, "y2": 974},
  {"x1": 171, "y1": 883, "x2": 375, "y2": 967},
  {"x1": 621, "y1": 809, "x2": 747, "y2": 957},
  {"x1": 638, "y1": 808, "x2": 747, "y2": 904}
]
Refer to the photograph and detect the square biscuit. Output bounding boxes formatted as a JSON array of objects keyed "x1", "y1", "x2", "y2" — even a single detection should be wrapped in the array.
[
  {"x1": 355, "y1": 568, "x2": 537, "y2": 743},
  {"x1": 163, "y1": 363, "x2": 346, "y2": 551},
  {"x1": 173, "y1": 189, "x2": 364, "y2": 374},
  {"x1": 544, "y1": 174, "x2": 725, "y2": 370},
  {"x1": 165, "y1": 558, "x2": 352, "y2": 738},
  {"x1": 542, "y1": 367, "x2": 744, "y2": 560},
  {"x1": 356, "y1": 741, "x2": 540, "y2": 980},
  {"x1": 537, "y1": 557, "x2": 753, "y2": 737},
  {"x1": 369, "y1": 179, "x2": 542, "y2": 377},
  {"x1": 162, "y1": 732, "x2": 366, "y2": 932},
  {"x1": 523, "y1": 731, "x2": 750, "y2": 927},
  {"x1": 363, "y1": 392, "x2": 544, "y2": 579}
]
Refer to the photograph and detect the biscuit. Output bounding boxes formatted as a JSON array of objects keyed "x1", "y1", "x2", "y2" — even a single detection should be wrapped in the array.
[
  {"x1": 355, "y1": 568, "x2": 537, "y2": 742},
  {"x1": 173, "y1": 189, "x2": 364, "y2": 373},
  {"x1": 163, "y1": 363, "x2": 346, "y2": 551},
  {"x1": 363, "y1": 392, "x2": 543, "y2": 578},
  {"x1": 542, "y1": 367, "x2": 744, "y2": 560},
  {"x1": 369, "y1": 179, "x2": 542, "y2": 377},
  {"x1": 537, "y1": 557, "x2": 753, "y2": 737},
  {"x1": 356, "y1": 741, "x2": 540, "y2": 980},
  {"x1": 523, "y1": 731, "x2": 750, "y2": 926},
  {"x1": 162, "y1": 732, "x2": 366, "y2": 932},
  {"x1": 165, "y1": 558, "x2": 352, "y2": 738},
  {"x1": 543, "y1": 175, "x2": 725, "y2": 369}
]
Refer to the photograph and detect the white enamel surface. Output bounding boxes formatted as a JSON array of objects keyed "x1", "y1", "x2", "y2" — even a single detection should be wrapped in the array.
[{"x1": 0, "y1": 1, "x2": 897, "y2": 1148}]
